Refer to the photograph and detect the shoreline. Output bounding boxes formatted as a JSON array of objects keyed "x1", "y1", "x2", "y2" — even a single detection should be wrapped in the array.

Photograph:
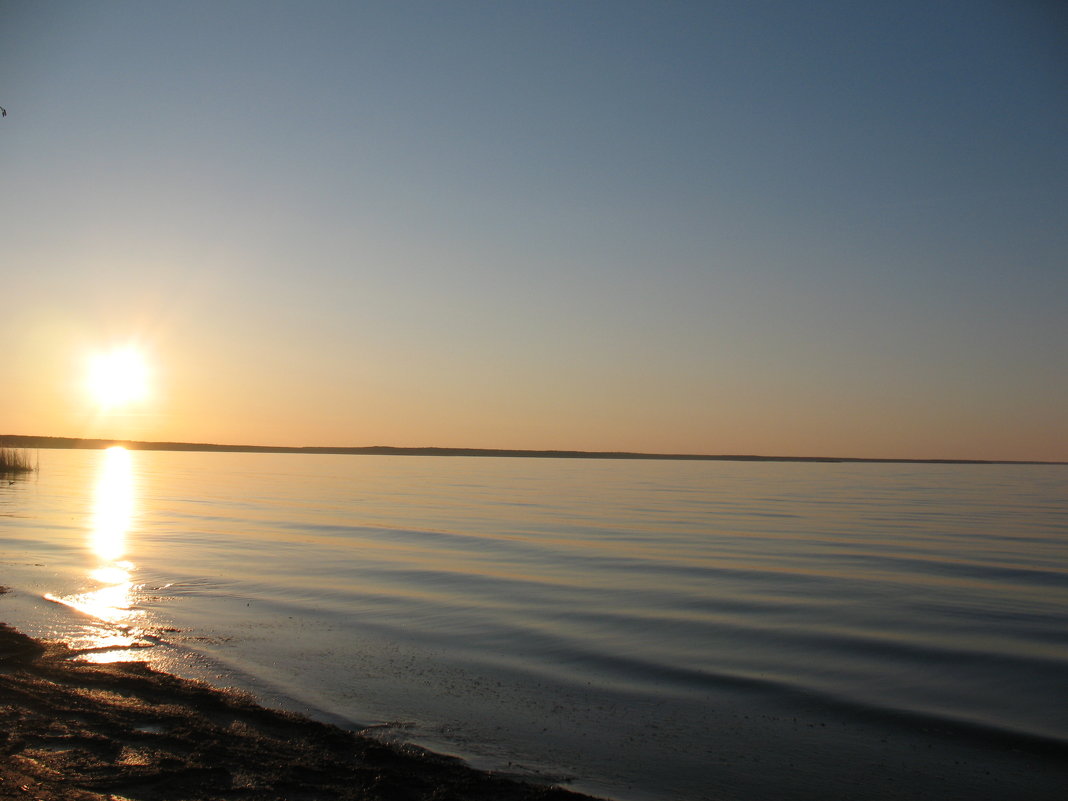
[
  {"x1": 0, "y1": 619, "x2": 602, "y2": 801},
  {"x1": 2, "y1": 435, "x2": 1065, "y2": 465}
]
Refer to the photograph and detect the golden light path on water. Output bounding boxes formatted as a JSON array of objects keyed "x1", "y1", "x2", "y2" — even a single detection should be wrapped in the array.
[{"x1": 45, "y1": 446, "x2": 151, "y2": 661}]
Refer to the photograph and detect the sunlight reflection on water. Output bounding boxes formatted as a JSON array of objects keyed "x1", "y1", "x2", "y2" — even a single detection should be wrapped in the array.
[
  {"x1": 44, "y1": 447, "x2": 149, "y2": 661},
  {"x1": 91, "y1": 446, "x2": 134, "y2": 562}
]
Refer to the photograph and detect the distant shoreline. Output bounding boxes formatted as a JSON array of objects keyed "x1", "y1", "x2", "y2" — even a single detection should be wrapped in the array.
[{"x1": 1, "y1": 434, "x2": 1064, "y2": 465}]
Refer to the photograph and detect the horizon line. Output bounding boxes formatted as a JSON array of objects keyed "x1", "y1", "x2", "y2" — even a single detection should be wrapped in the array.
[{"x1": 1, "y1": 434, "x2": 1065, "y2": 466}]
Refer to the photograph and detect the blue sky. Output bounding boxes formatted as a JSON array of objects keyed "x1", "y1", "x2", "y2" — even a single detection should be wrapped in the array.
[{"x1": 1, "y1": 1, "x2": 1065, "y2": 459}]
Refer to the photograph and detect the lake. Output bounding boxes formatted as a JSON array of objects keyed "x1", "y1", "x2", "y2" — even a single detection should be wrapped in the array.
[{"x1": 1, "y1": 449, "x2": 1066, "y2": 800}]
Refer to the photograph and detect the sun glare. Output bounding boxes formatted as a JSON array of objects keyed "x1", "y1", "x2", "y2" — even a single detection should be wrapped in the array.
[{"x1": 88, "y1": 347, "x2": 150, "y2": 408}]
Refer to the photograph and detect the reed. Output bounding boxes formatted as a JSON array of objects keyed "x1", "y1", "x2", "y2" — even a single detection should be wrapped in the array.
[{"x1": 0, "y1": 447, "x2": 35, "y2": 474}]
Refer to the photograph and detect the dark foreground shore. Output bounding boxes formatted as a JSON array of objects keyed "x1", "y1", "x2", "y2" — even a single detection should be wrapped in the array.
[{"x1": 0, "y1": 622, "x2": 601, "y2": 801}]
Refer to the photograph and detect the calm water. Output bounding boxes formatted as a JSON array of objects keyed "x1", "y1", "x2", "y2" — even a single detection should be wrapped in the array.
[{"x1": 1, "y1": 449, "x2": 1066, "y2": 800}]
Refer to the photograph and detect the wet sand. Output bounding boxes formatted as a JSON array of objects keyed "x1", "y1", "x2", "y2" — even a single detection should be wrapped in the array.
[{"x1": 0, "y1": 621, "x2": 600, "y2": 801}]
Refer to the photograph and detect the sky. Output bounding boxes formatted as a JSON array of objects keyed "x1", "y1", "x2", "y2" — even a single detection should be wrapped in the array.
[{"x1": 1, "y1": 0, "x2": 1066, "y2": 460}]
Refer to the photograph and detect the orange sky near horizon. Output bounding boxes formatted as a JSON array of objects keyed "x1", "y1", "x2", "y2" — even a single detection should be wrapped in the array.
[{"x1": 5, "y1": 312, "x2": 1061, "y2": 461}]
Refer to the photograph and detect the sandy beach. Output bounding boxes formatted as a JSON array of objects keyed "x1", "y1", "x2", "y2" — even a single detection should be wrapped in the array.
[{"x1": 0, "y1": 616, "x2": 599, "y2": 801}]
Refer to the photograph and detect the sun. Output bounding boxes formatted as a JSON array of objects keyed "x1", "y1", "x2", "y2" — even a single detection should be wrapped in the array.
[{"x1": 87, "y1": 347, "x2": 150, "y2": 409}]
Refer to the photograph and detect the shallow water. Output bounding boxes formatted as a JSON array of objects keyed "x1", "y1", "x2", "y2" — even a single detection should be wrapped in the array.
[{"x1": 1, "y1": 449, "x2": 1066, "y2": 800}]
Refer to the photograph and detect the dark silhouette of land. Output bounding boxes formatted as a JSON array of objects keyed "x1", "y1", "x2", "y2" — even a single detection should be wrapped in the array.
[{"x1": 1, "y1": 435, "x2": 1063, "y2": 465}]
